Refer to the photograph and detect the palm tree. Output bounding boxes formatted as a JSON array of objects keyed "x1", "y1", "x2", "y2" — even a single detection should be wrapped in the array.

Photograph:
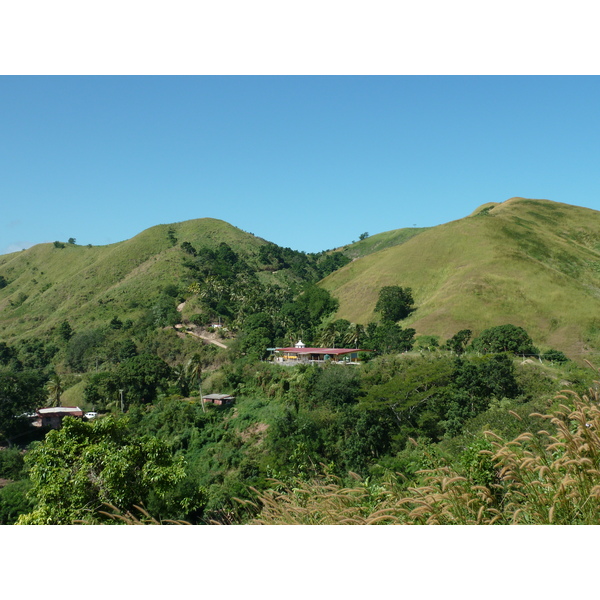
[
  {"x1": 186, "y1": 353, "x2": 205, "y2": 413},
  {"x1": 46, "y1": 373, "x2": 64, "y2": 407},
  {"x1": 173, "y1": 364, "x2": 190, "y2": 396},
  {"x1": 344, "y1": 323, "x2": 365, "y2": 348},
  {"x1": 318, "y1": 323, "x2": 337, "y2": 348}
]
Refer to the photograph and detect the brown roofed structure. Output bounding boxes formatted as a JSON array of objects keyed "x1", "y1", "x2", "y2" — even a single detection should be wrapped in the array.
[{"x1": 273, "y1": 347, "x2": 371, "y2": 364}]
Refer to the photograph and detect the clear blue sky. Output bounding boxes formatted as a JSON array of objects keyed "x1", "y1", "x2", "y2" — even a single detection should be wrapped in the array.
[{"x1": 2, "y1": 75, "x2": 600, "y2": 255}]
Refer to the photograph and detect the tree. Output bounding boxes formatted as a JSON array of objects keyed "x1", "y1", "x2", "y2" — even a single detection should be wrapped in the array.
[
  {"x1": 362, "y1": 355, "x2": 455, "y2": 445},
  {"x1": 359, "y1": 232, "x2": 369, "y2": 241},
  {"x1": 375, "y1": 286, "x2": 415, "y2": 322},
  {"x1": 444, "y1": 329, "x2": 472, "y2": 354},
  {"x1": 310, "y1": 365, "x2": 362, "y2": 408},
  {"x1": 181, "y1": 241, "x2": 197, "y2": 256},
  {"x1": 470, "y1": 324, "x2": 538, "y2": 355},
  {"x1": 18, "y1": 416, "x2": 186, "y2": 524},
  {"x1": 0, "y1": 367, "x2": 46, "y2": 443},
  {"x1": 46, "y1": 373, "x2": 64, "y2": 407},
  {"x1": 0, "y1": 480, "x2": 34, "y2": 524},
  {"x1": 116, "y1": 353, "x2": 172, "y2": 405},
  {"x1": 151, "y1": 295, "x2": 179, "y2": 328},
  {"x1": 541, "y1": 349, "x2": 569, "y2": 363},
  {"x1": 295, "y1": 285, "x2": 338, "y2": 324},
  {"x1": 414, "y1": 335, "x2": 440, "y2": 352},
  {"x1": 0, "y1": 275, "x2": 7, "y2": 289},
  {"x1": 58, "y1": 320, "x2": 74, "y2": 342},
  {"x1": 0, "y1": 342, "x2": 18, "y2": 367},
  {"x1": 83, "y1": 371, "x2": 121, "y2": 410},
  {"x1": 68, "y1": 238, "x2": 76, "y2": 245},
  {"x1": 367, "y1": 321, "x2": 415, "y2": 354},
  {"x1": 66, "y1": 329, "x2": 105, "y2": 371},
  {"x1": 110, "y1": 339, "x2": 138, "y2": 363},
  {"x1": 185, "y1": 353, "x2": 207, "y2": 412},
  {"x1": 344, "y1": 323, "x2": 366, "y2": 348},
  {"x1": 109, "y1": 316, "x2": 123, "y2": 329}
]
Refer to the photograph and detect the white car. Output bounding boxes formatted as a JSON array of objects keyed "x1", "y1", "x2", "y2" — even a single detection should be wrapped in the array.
[{"x1": 85, "y1": 412, "x2": 97, "y2": 419}]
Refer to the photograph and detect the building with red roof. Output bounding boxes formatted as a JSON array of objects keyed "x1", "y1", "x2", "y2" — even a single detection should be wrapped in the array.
[{"x1": 273, "y1": 343, "x2": 371, "y2": 364}]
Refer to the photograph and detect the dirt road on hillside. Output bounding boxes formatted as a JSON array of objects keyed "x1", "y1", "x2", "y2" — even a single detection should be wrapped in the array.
[{"x1": 175, "y1": 302, "x2": 228, "y2": 349}]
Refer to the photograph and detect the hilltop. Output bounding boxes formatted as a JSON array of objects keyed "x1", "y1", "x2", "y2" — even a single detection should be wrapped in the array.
[
  {"x1": 0, "y1": 219, "x2": 264, "y2": 341},
  {"x1": 3, "y1": 198, "x2": 600, "y2": 361},
  {"x1": 320, "y1": 197, "x2": 600, "y2": 360}
]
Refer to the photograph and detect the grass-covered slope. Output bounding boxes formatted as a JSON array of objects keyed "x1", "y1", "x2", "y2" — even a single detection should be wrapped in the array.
[
  {"x1": 320, "y1": 198, "x2": 600, "y2": 360},
  {"x1": 337, "y1": 226, "x2": 431, "y2": 260},
  {"x1": 0, "y1": 218, "x2": 270, "y2": 341}
]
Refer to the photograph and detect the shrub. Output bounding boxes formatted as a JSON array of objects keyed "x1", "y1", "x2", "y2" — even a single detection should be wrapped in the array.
[{"x1": 249, "y1": 376, "x2": 600, "y2": 525}]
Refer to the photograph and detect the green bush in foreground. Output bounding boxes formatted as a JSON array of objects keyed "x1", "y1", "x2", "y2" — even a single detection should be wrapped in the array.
[{"x1": 18, "y1": 416, "x2": 187, "y2": 524}]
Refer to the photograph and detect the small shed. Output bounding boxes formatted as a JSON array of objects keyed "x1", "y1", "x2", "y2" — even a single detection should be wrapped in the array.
[
  {"x1": 32, "y1": 406, "x2": 84, "y2": 429},
  {"x1": 202, "y1": 394, "x2": 235, "y2": 406}
]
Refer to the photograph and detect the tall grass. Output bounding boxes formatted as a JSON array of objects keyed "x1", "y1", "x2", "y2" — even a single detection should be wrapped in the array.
[{"x1": 248, "y1": 371, "x2": 600, "y2": 524}]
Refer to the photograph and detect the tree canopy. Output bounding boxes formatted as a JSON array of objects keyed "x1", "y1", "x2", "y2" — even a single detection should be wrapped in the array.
[
  {"x1": 18, "y1": 416, "x2": 187, "y2": 524},
  {"x1": 375, "y1": 286, "x2": 415, "y2": 322},
  {"x1": 470, "y1": 324, "x2": 538, "y2": 355}
]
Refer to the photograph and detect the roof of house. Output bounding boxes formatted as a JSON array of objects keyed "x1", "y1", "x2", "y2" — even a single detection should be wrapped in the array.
[
  {"x1": 38, "y1": 406, "x2": 83, "y2": 416},
  {"x1": 275, "y1": 347, "x2": 370, "y2": 355},
  {"x1": 202, "y1": 394, "x2": 235, "y2": 400}
]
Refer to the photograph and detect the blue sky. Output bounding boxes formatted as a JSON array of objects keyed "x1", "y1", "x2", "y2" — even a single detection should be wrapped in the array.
[{"x1": 2, "y1": 75, "x2": 600, "y2": 255}]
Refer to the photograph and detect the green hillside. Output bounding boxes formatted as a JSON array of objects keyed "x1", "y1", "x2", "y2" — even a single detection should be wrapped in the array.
[
  {"x1": 320, "y1": 197, "x2": 600, "y2": 360},
  {"x1": 337, "y1": 226, "x2": 431, "y2": 260},
  {"x1": 0, "y1": 219, "x2": 272, "y2": 341}
]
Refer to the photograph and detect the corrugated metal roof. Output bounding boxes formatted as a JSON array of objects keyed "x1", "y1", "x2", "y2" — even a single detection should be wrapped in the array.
[
  {"x1": 275, "y1": 348, "x2": 368, "y2": 355},
  {"x1": 38, "y1": 406, "x2": 83, "y2": 415}
]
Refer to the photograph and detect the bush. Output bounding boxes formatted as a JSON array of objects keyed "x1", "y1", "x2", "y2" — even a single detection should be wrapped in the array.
[
  {"x1": 471, "y1": 324, "x2": 538, "y2": 356},
  {"x1": 0, "y1": 447, "x2": 26, "y2": 480},
  {"x1": 190, "y1": 313, "x2": 210, "y2": 326},
  {"x1": 0, "y1": 479, "x2": 34, "y2": 524},
  {"x1": 542, "y1": 349, "x2": 569, "y2": 363}
]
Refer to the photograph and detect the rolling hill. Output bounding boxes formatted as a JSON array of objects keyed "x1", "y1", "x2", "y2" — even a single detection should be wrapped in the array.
[
  {"x1": 0, "y1": 218, "x2": 274, "y2": 341},
  {"x1": 4, "y1": 198, "x2": 600, "y2": 361},
  {"x1": 320, "y1": 197, "x2": 600, "y2": 360}
]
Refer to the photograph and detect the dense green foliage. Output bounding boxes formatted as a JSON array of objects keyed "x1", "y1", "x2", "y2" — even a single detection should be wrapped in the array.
[
  {"x1": 470, "y1": 324, "x2": 538, "y2": 355},
  {"x1": 4, "y1": 205, "x2": 600, "y2": 525},
  {"x1": 0, "y1": 367, "x2": 46, "y2": 442},
  {"x1": 3, "y1": 311, "x2": 596, "y2": 524},
  {"x1": 18, "y1": 416, "x2": 188, "y2": 524},
  {"x1": 374, "y1": 286, "x2": 415, "y2": 322}
]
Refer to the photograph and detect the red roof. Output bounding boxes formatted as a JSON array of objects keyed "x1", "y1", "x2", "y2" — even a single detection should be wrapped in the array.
[{"x1": 275, "y1": 347, "x2": 368, "y2": 355}]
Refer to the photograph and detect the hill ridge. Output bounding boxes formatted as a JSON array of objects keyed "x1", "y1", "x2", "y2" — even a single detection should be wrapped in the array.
[{"x1": 319, "y1": 197, "x2": 600, "y2": 360}]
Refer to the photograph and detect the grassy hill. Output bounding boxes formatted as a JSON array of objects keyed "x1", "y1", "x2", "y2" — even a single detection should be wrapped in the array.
[
  {"x1": 5, "y1": 198, "x2": 600, "y2": 362},
  {"x1": 336, "y1": 226, "x2": 431, "y2": 260},
  {"x1": 0, "y1": 218, "x2": 272, "y2": 342},
  {"x1": 319, "y1": 197, "x2": 600, "y2": 360}
]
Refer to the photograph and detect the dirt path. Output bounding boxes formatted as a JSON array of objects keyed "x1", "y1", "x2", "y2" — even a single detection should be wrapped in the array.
[{"x1": 175, "y1": 301, "x2": 228, "y2": 349}]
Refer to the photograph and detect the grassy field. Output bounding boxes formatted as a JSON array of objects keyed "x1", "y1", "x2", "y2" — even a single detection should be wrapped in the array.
[{"x1": 320, "y1": 197, "x2": 600, "y2": 361}]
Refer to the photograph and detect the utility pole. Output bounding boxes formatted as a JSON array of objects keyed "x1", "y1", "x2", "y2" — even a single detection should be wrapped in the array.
[{"x1": 119, "y1": 389, "x2": 124, "y2": 412}]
